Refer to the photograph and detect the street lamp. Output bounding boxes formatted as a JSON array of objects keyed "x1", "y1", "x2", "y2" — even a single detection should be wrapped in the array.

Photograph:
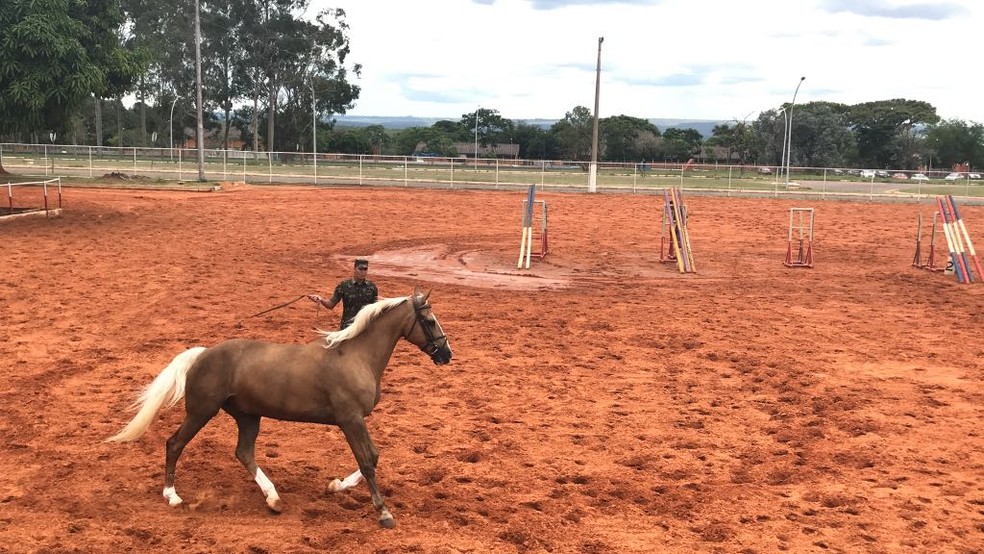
[
  {"x1": 169, "y1": 95, "x2": 181, "y2": 161},
  {"x1": 589, "y1": 36, "x2": 604, "y2": 193},
  {"x1": 785, "y1": 76, "x2": 805, "y2": 186},
  {"x1": 776, "y1": 106, "x2": 787, "y2": 183}
]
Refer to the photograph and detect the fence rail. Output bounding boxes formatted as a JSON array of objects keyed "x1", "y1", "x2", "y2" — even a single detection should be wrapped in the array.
[{"x1": 2, "y1": 143, "x2": 982, "y2": 201}]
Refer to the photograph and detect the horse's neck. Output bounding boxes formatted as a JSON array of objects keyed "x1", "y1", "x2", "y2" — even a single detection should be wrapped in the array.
[{"x1": 356, "y1": 306, "x2": 409, "y2": 382}]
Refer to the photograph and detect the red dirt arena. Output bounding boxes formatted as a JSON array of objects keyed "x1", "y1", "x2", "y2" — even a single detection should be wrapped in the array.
[{"x1": 1, "y1": 184, "x2": 982, "y2": 554}]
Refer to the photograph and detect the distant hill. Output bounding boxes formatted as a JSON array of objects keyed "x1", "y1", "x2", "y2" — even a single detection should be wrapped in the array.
[{"x1": 333, "y1": 114, "x2": 726, "y2": 138}]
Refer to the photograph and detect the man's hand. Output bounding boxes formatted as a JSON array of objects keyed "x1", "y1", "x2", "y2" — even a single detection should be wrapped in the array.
[{"x1": 308, "y1": 294, "x2": 322, "y2": 304}]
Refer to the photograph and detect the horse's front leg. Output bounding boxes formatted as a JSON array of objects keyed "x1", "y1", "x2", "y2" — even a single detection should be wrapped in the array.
[{"x1": 338, "y1": 418, "x2": 393, "y2": 528}]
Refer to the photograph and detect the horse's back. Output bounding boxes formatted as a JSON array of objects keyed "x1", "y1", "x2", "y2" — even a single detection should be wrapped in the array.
[{"x1": 186, "y1": 338, "x2": 336, "y2": 421}]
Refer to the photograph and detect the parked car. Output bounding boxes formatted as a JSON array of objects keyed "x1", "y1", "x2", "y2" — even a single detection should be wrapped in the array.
[
  {"x1": 892, "y1": 173, "x2": 908, "y2": 180},
  {"x1": 969, "y1": 173, "x2": 981, "y2": 179},
  {"x1": 944, "y1": 172, "x2": 964, "y2": 181},
  {"x1": 758, "y1": 166, "x2": 772, "y2": 174},
  {"x1": 911, "y1": 173, "x2": 929, "y2": 181},
  {"x1": 860, "y1": 169, "x2": 876, "y2": 178},
  {"x1": 875, "y1": 170, "x2": 890, "y2": 178}
]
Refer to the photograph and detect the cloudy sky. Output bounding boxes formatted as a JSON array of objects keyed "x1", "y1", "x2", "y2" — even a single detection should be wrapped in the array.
[{"x1": 307, "y1": 0, "x2": 980, "y2": 123}]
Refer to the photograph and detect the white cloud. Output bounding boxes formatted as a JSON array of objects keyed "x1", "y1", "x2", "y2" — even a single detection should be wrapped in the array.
[{"x1": 308, "y1": 0, "x2": 982, "y2": 122}]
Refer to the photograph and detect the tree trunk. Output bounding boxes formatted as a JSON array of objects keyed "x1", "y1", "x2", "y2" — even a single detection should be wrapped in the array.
[
  {"x1": 266, "y1": 75, "x2": 276, "y2": 155},
  {"x1": 223, "y1": 107, "x2": 231, "y2": 150},
  {"x1": 94, "y1": 97, "x2": 103, "y2": 147},
  {"x1": 116, "y1": 98, "x2": 123, "y2": 147},
  {"x1": 252, "y1": 75, "x2": 260, "y2": 159}
]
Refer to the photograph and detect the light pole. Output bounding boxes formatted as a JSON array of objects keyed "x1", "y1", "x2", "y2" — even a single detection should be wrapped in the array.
[
  {"x1": 474, "y1": 106, "x2": 480, "y2": 168},
  {"x1": 169, "y1": 95, "x2": 181, "y2": 161},
  {"x1": 776, "y1": 106, "x2": 787, "y2": 183},
  {"x1": 785, "y1": 76, "x2": 805, "y2": 186},
  {"x1": 588, "y1": 36, "x2": 604, "y2": 193}
]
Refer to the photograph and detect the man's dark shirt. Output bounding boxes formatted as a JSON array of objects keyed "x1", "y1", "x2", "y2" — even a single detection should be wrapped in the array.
[{"x1": 331, "y1": 278, "x2": 378, "y2": 329}]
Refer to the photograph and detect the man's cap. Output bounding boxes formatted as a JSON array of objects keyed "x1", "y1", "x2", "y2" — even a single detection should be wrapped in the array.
[{"x1": 354, "y1": 258, "x2": 369, "y2": 268}]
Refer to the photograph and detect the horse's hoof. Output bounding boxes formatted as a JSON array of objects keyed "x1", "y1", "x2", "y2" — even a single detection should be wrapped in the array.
[
  {"x1": 326, "y1": 478, "x2": 343, "y2": 493},
  {"x1": 267, "y1": 498, "x2": 283, "y2": 514},
  {"x1": 379, "y1": 516, "x2": 396, "y2": 529}
]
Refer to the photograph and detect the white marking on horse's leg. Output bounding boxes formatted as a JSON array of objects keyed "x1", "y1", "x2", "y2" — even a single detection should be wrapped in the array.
[
  {"x1": 163, "y1": 486, "x2": 183, "y2": 507},
  {"x1": 327, "y1": 469, "x2": 363, "y2": 492},
  {"x1": 254, "y1": 467, "x2": 282, "y2": 512}
]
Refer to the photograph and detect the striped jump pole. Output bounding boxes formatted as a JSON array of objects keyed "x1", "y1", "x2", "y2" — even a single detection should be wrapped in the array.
[
  {"x1": 936, "y1": 197, "x2": 969, "y2": 283},
  {"x1": 943, "y1": 196, "x2": 974, "y2": 281},
  {"x1": 948, "y1": 195, "x2": 984, "y2": 281}
]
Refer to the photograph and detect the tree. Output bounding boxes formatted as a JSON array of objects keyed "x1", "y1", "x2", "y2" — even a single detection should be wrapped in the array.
[
  {"x1": 511, "y1": 122, "x2": 557, "y2": 160},
  {"x1": 926, "y1": 119, "x2": 984, "y2": 171},
  {"x1": 785, "y1": 101, "x2": 855, "y2": 169},
  {"x1": 460, "y1": 108, "x2": 513, "y2": 157},
  {"x1": 551, "y1": 106, "x2": 593, "y2": 160},
  {"x1": 659, "y1": 128, "x2": 703, "y2": 162},
  {"x1": 847, "y1": 99, "x2": 939, "y2": 168},
  {"x1": 0, "y1": 0, "x2": 142, "y2": 167},
  {"x1": 599, "y1": 115, "x2": 660, "y2": 162}
]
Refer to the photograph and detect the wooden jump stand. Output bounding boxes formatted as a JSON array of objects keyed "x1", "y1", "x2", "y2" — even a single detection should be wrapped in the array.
[
  {"x1": 660, "y1": 203, "x2": 686, "y2": 264},
  {"x1": 517, "y1": 184, "x2": 549, "y2": 269},
  {"x1": 660, "y1": 187, "x2": 696, "y2": 273},
  {"x1": 912, "y1": 212, "x2": 945, "y2": 272},
  {"x1": 784, "y1": 208, "x2": 814, "y2": 268}
]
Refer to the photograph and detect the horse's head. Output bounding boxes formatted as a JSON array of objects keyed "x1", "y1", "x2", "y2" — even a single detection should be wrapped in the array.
[{"x1": 405, "y1": 287, "x2": 453, "y2": 365}]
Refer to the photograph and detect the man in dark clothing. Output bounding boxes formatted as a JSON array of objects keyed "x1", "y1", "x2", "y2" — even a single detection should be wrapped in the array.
[{"x1": 308, "y1": 258, "x2": 378, "y2": 329}]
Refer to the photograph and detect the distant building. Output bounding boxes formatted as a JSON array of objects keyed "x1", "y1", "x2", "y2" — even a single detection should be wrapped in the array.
[{"x1": 452, "y1": 142, "x2": 519, "y2": 159}]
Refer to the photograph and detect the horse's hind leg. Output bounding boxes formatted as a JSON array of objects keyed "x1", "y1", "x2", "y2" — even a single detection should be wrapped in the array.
[
  {"x1": 226, "y1": 409, "x2": 282, "y2": 513},
  {"x1": 339, "y1": 418, "x2": 393, "y2": 528},
  {"x1": 163, "y1": 411, "x2": 215, "y2": 507}
]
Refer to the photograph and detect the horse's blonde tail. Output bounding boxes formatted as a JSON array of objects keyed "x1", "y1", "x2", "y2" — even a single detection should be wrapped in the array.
[{"x1": 106, "y1": 347, "x2": 207, "y2": 442}]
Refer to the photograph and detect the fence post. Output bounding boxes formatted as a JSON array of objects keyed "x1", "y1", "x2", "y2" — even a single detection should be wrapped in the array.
[
  {"x1": 88, "y1": 146, "x2": 92, "y2": 178},
  {"x1": 44, "y1": 144, "x2": 49, "y2": 176},
  {"x1": 268, "y1": 151, "x2": 272, "y2": 183},
  {"x1": 404, "y1": 157, "x2": 408, "y2": 187}
]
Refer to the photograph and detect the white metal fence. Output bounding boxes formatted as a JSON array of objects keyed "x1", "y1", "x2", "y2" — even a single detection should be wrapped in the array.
[{"x1": 2, "y1": 142, "x2": 981, "y2": 201}]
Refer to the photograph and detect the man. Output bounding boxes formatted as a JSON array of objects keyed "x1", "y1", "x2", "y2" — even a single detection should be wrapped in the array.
[{"x1": 309, "y1": 258, "x2": 378, "y2": 329}]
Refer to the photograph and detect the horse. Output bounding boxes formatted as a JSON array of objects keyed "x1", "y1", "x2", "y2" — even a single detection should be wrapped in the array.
[{"x1": 107, "y1": 288, "x2": 452, "y2": 529}]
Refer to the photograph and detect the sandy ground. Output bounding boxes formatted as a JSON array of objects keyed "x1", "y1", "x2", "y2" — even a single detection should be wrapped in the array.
[{"x1": 1, "y1": 183, "x2": 982, "y2": 554}]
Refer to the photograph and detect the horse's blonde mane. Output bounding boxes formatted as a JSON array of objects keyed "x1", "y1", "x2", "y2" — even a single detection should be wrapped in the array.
[{"x1": 318, "y1": 296, "x2": 409, "y2": 349}]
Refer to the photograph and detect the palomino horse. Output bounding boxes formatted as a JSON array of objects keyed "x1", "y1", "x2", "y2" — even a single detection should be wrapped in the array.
[{"x1": 107, "y1": 288, "x2": 452, "y2": 528}]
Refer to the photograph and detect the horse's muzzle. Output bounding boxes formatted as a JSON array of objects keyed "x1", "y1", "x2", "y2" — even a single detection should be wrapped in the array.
[{"x1": 429, "y1": 347, "x2": 452, "y2": 365}]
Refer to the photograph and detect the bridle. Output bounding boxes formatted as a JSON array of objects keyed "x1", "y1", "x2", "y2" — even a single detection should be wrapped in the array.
[{"x1": 407, "y1": 297, "x2": 447, "y2": 357}]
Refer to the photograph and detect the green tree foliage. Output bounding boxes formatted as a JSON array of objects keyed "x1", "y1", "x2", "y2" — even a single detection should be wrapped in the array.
[
  {"x1": 551, "y1": 106, "x2": 593, "y2": 160},
  {"x1": 786, "y1": 102, "x2": 856, "y2": 168},
  {"x1": 511, "y1": 122, "x2": 558, "y2": 160},
  {"x1": 659, "y1": 128, "x2": 702, "y2": 162},
  {"x1": 847, "y1": 99, "x2": 939, "y2": 168},
  {"x1": 0, "y1": 0, "x2": 143, "y2": 146},
  {"x1": 460, "y1": 108, "x2": 513, "y2": 153},
  {"x1": 926, "y1": 119, "x2": 984, "y2": 170},
  {"x1": 599, "y1": 115, "x2": 660, "y2": 162}
]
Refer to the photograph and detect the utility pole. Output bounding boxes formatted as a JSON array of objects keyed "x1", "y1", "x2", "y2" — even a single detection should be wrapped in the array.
[
  {"x1": 194, "y1": 0, "x2": 206, "y2": 181},
  {"x1": 589, "y1": 37, "x2": 604, "y2": 193}
]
